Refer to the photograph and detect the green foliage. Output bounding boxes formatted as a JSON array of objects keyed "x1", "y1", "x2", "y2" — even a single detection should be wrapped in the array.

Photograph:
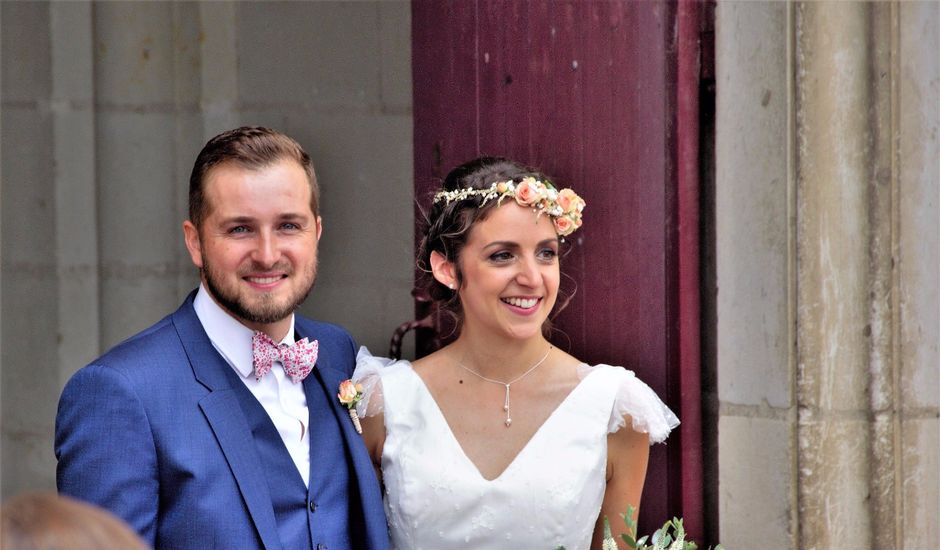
[
  {"x1": 619, "y1": 505, "x2": 724, "y2": 550},
  {"x1": 558, "y1": 505, "x2": 723, "y2": 550}
]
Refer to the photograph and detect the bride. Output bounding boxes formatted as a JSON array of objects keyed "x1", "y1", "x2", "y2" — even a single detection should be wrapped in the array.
[{"x1": 354, "y1": 157, "x2": 678, "y2": 549}]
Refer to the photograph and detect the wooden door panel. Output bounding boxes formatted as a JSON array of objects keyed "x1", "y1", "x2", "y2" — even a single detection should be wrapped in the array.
[{"x1": 412, "y1": 0, "x2": 700, "y2": 537}]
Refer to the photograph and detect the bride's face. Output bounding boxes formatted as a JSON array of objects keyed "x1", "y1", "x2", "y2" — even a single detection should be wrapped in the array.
[{"x1": 455, "y1": 202, "x2": 560, "y2": 341}]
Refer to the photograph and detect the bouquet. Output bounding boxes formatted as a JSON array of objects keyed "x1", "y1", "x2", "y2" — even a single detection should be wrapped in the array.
[
  {"x1": 611, "y1": 506, "x2": 723, "y2": 550},
  {"x1": 558, "y1": 506, "x2": 723, "y2": 550}
]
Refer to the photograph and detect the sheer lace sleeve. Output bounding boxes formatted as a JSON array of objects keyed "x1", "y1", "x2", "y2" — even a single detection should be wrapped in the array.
[
  {"x1": 577, "y1": 364, "x2": 680, "y2": 444},
  {"x1": 352, "y1": 347, "x2": 397, "y2": 418}
]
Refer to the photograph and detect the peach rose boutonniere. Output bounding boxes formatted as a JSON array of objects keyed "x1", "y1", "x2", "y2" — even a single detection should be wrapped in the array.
[{"x1": 337, "y1": 379, "x2": 364, "y2": 434}]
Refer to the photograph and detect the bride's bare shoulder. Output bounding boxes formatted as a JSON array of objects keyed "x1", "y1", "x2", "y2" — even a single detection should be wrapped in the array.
[
  {"x1": 553, "y1": 347, "x2": 582, "y2": 369},
  {"x1": 409, "y1": 347, "x2": 454, "y2": 376}
]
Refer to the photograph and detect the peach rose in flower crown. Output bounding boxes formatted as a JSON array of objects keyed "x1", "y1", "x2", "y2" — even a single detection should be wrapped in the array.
[
  {"x1": 556, "y1": 188, "x2": 582, "y2": 214},
  {"x1": 553, "y1": 215, "x2": 575, "y2": 236},
  {"x1": 514, "y1": 177, "x2": 545, "y2": 206}
]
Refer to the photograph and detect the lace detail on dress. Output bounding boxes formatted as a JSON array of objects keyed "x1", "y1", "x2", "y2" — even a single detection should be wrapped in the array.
[
  {"x1": 576, "y1": 364, "x2": 680, "y2": 444},
  {"x1": 352, "y1": 347, "x2": 401, "y2": 418}
]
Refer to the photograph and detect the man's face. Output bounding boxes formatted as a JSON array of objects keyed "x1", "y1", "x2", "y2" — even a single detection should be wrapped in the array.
[{"x1": 183, "y1": 159, "x2": 322, "y2": 333}]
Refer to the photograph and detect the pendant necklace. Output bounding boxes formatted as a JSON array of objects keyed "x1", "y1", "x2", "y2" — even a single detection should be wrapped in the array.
[{"x1": 456, "y1": 346, "x2": 553, "y2": 427}]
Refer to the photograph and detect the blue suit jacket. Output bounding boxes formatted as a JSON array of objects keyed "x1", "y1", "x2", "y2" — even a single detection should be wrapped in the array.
[{"x1": 55, "y1": 293, "x2": 389, "y2": 550}]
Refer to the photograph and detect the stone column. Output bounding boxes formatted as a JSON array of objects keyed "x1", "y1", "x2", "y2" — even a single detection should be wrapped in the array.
[
  {"x1": 715, "y1": 2, "x2": 794, "y2": 547},
  {"x1": 896, "y1": 3, "x2": 940, "y2": 547},
  {"x1": 51, "y1": 1, "x2": 99, "y2": 383},
  {"x1": 93, "y1": 2, "x2": 198, "y2": 346},
  {"x1": 795, "y1": 3, "x2": 875, "y2": 548},
  {"x1": 1, "y1": 1, "x2": 62, "y2": 497},
  {"x1": 717, "y1": 1, "x2": 939, "y2": 548}
]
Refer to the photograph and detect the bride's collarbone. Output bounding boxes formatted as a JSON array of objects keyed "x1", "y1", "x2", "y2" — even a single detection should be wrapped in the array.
[
  {"x1": 415, "y1": 365, "x2": 582, "y2": 480},
  {"x1": 426, "y1": 364, "x2": 575, "y2": 421}
]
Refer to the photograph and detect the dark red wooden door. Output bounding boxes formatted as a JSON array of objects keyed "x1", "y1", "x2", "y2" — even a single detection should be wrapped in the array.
[{"x1": 412, "y1": 0, "x2": 705, "y2": 539}]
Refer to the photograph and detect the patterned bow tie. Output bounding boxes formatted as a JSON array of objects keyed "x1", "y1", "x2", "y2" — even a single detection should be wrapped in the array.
[{"x1": 251, "y1": 331, "x2": 319, "y2": 383}]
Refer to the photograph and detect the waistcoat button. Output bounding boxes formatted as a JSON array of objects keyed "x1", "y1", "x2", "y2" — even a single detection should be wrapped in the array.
[{"x1": 308, "y1": 500, "x2": 317, "y2": 513}]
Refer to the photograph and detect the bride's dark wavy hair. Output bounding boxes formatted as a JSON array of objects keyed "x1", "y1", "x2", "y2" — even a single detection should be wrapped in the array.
[{"x1": 416, "y1": 156, "x2": 576, "y2": 335}]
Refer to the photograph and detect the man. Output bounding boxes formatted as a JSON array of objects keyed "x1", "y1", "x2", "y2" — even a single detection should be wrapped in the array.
[{"x1": 56, "y1": 127, "x2": 388, "y2": 550}]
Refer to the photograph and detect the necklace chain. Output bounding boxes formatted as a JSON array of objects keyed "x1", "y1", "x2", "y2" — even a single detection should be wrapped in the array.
[{"x1": 456, "y1": 346, "x2": 553, "y2": 428}]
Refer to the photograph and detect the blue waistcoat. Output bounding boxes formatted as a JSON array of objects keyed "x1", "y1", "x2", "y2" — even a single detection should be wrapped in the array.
[{"x1": 223, "y1": 353, "x2": 359, "y2": 550}]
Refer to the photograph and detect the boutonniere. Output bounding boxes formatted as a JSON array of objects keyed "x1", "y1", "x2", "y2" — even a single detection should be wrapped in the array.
[{"x1": 337, "y1": 379, "x2": 364, "y2": 434}]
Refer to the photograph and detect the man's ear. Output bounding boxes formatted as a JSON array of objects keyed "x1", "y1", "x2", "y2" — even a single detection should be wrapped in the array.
[
  {"x1": 182, "y1": 221, "x2": 204, "y2": 269},
  {"x1": 315, "y1": 216, "x2": 323, "y2": 241},
  {"x1": 429, "y1": 250, "x2": 458, "y2": 290}
]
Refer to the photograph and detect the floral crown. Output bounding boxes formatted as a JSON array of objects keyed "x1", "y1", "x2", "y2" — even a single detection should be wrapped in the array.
[{"x1": 432, "y1": 177, "x2": 586, "y2": 237}]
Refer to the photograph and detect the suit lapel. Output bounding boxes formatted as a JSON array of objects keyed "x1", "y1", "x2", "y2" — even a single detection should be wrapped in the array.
[
  {"x1": 297, "y1": 323, "x2": 387, "y2": 545},
  {"x1": 172, "y1": 296, "x2": 283, "y2": 550},
  {"x1": 306, "y1": 359, "x2": 358, "y2": 442},
  {"x1": 295, "y1": 326, "x2": 364, "y2": 456}
]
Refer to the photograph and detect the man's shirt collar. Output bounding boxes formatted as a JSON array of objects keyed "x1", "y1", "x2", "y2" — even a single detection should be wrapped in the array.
[{"x1": 193, "y1": 284, "x2": 296, "y2": 378}]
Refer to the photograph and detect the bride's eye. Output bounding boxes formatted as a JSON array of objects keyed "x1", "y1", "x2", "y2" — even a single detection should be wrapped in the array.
[
  {"x1": 489, "y1": 251, "x2": 514, "y2": 263},
  {"x1": 536, "y1": 247, "x2": 558, "y2": 262}
]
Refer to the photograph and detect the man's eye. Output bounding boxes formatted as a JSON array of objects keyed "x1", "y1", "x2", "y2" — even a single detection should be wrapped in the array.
[
  {"x1": 280, "y1": 222, "x2": 300, "y2": 231},
  {"x1": 228, "y1": 226, "x2": 250, "y2": 234}
]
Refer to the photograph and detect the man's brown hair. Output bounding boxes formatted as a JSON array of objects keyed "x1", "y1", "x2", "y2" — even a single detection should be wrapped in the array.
[{"x1": 189, "y1": 126, "x2": 319, "y2": 227}]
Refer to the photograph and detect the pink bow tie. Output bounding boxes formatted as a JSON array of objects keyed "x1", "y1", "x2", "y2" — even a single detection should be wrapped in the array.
[{"x1": 251, "y1": 331, "x2": 319, "y2": 383}]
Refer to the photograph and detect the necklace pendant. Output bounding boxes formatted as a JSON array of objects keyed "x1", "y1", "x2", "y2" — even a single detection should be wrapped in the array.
[{"x1": 453, "y1": 345, "x2": 553, "y2": 429}]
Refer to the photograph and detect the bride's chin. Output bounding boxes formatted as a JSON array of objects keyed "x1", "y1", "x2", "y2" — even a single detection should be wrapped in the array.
[{"x1": 502, "y1": 323, "x2": 546, "y2": 342}]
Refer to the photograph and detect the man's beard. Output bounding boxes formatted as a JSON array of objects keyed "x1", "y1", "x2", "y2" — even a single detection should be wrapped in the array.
[{"x1": 201, "y1": 256, "x2": 316, "y2": 325}]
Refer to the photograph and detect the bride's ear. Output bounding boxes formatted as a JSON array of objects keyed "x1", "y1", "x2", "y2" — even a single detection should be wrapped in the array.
[{"x1": 429, "y1": 250, "x2": 458, "y2": 290}]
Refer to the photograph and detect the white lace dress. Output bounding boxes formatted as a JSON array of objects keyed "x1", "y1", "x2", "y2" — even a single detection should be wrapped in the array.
[{"x1": 353, "y1": 349, "x2": 678, "y2": 550}]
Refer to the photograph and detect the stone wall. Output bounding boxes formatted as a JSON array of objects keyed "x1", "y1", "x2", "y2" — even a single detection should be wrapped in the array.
[
  {"x1": 716, "y1": 2, "x2": 939, "y2": 548},
  {"x1": 1, "y1": 1, "x2": 413, "y2": 498}
]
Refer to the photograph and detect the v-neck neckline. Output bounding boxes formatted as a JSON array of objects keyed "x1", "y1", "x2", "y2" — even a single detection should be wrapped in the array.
[{"x1": 402, "y1": 363, "x2": 600, "y2": 482}]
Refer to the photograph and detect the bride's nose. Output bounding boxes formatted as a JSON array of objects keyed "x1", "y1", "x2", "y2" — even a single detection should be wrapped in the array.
[{"x1": 514, "y1": 256, "x2": 543, "y2": 287}]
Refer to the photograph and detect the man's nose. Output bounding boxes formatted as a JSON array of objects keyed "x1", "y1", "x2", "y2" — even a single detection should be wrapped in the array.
[{"x1": 251, "y1": 231, "x2": 281, "y2": 267}]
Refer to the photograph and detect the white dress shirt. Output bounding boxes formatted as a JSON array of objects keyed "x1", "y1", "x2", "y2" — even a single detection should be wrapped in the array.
[{"x1": 193, "y1": 284, "x2": 310, "y2": 487}]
